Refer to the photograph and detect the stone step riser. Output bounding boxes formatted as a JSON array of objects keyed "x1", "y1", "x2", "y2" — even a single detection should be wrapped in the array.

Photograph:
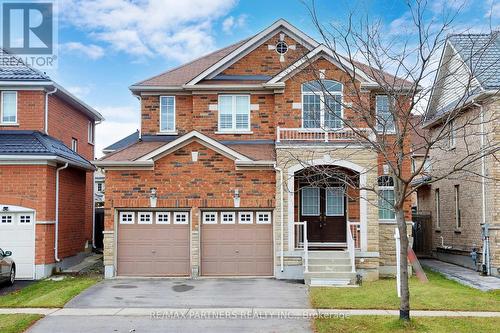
[
  {"x1": 308, "y1": 258, "x2": 351, "y2": 266},
  {"x1": 304, "y1": 272, "x2": 357, "y2": 280},
  {"x1": 307, "y1": 251, "x2": 350, "y2": 259},
  {"x1": 307, "y1": 265, "x2": 353, "y2": 273}
]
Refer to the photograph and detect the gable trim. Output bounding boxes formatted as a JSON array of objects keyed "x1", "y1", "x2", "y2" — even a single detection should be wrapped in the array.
[
  {"x1": 185, "y1": 19, "x2": 319, "y2": 86},
  {"x1": 137, "y1": 131, "x2": 252, "y2": 162},
  {"x1": 267, "y1": 45, "x2": 376, "y2": 85}
]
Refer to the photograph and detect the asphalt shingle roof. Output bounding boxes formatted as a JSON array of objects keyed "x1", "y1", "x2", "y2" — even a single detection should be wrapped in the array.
[
  {"x1": 103, "y1": 130, "x2": 140, "y2": 153},
  {"x1": 0, "y1": 49, "x2": 50, "y2": 81},
  {"x1": 0, "y1": 131, "x2": 94, "y2": 170},
  {"x1": 448, "y1": 32, "x2": 500, "y2": 90}
]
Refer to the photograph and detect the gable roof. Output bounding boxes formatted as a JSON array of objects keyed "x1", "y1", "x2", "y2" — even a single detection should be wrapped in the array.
[
  {"x1": 138, "y1": 131, "x2": 252, "y2": 162},
  {"x1": 130, "y1": 38, "x2": 250, "y2": 89},
  {"x1": 424, "y1": 32, "x2": 499, "y2": 125},
  {"x1": 0, "y1": 130, "x2": 95, "y2": 170},
  {"x1": 448, "y1": 32, "x2": 500, "y2": 90},
  {"x1": 102, "y1": 130, "x2": 140, "y2": 154},
  {"x1": 0, "y1": 49, "x2": 104, "y2": 121}
]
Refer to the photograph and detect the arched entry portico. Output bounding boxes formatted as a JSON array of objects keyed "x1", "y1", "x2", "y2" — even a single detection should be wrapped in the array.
[{"x1": 286, "y1": 157, "x2": 368, "y2": 252}]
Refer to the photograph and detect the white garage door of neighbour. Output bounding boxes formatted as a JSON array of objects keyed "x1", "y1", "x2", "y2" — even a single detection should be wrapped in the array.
[{"x1": 0, "y1": 206, "x2": 35, "y2": 279}]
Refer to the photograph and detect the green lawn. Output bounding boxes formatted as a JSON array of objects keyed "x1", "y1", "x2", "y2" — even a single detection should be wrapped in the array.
[
  {"x1": 310, "y1": 270, "x2": 500, "y2": 311},
  {"x1": 0, "y1": 314, "x2": 43, "y2": 333},
  {"x1": 0, "y1": 276, "x2": 100, "y2": 308},
  {"x1": 314, "y1": 316, "x2": 500, "y2": 333}
]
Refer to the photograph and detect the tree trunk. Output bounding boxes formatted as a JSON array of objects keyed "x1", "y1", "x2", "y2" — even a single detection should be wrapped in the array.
[{"x1": 396, "y1": 207, "x2": 410, "y2": 320}]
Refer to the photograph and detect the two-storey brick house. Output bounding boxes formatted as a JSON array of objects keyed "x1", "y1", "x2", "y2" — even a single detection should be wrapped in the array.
[
  {"x1": 419, "y1": 33, "x2": 500, "y2": 275},
  {"x1": 0, "y1": 51, "x2": 104, "y2": 279},
  {"x1": 96, "y1": 20, "x2": 412, "y2": 284}
]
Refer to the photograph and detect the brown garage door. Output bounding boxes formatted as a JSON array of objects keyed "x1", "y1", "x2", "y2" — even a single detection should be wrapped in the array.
[
  {"x1": 117, "y1": 211, "x2": 190, "y2": 276},
  {"x1": 201, "y1": 211, "x2": 273, "y2": 276}
]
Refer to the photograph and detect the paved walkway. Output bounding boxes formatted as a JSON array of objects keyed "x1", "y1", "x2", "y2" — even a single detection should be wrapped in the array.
[
  {"x1": 421, "y1": 259, "x2": 500, "y2": 291},
  {"x1": 2, "y1": 307, "x2": 499, "y2": 317}
]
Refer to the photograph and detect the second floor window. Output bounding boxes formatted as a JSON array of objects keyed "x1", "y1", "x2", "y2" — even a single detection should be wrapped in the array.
[
  {"x1": 302, "y1": 80, "x2": 343, "y2": 129},
  {"x1": 218, "y1": 95, "x2": 250, "y2": 132},
  {"x1": 71, "y1": 138, "x2": 78, "y2": 152},
  {"x1": 376, "y1": 95, "x2": 395, "y2": 133},
  {"x1": 160, "y1": 96, "x2": 175, "y2": 132},
  {"x1": 88, "y1": 121, "x2": 94, "y2": 144},
  {"x1": 454, "y1": 184, "x2": 461, "y2": 229},
  {"x1": 1, "y1": 91, "x2": 17, "y2": 124}
]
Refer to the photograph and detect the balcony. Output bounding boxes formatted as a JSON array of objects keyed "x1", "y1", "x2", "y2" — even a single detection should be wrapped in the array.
[{"x1": 276, "y1": 127, "x2": 374, "y2": 144}]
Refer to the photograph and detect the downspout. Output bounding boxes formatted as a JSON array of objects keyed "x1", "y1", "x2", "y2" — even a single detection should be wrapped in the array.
[
  {"x1": 44, "y1": 86, "x2": 58, "y2": 134},
  {"x1": 473, "y1": 101, "x2": 489, "y2": 274},
  {"x1": 274, "y1": 164, "x2": 284, "y2": 272},
  {"x1": 55, "y1": 163, "x2": 69, "y2": 262}
]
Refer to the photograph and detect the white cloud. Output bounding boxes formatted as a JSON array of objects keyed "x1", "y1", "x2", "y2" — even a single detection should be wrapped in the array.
[
  {"x1": 98, "y1": 105, "x2": 139, "y2": 123},
  {"x1": 60, "y1": 42, "x2": 105, "y2": 59},
  {"x1": 222, "y1": 14, "x2": 247, "y2": 34},
  {"x1": 66, "y1": 85, "x2": 92, "y2": 98},
  {"x1": 95, "y1": 121, "x2": 138, "y2": 158},
  {"x1": 485, "y1": 0, "x2": 500, "y2": 19},
  {"x1": 60, "y1": 0, "x2": 238, "y2": 62}
]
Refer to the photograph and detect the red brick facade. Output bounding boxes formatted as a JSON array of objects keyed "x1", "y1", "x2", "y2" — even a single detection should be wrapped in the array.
[{"x1": 0, "y1": 89, "x2": 97, "y2": 269}]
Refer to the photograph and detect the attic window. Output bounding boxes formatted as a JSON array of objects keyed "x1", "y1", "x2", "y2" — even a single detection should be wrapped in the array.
[{"x1": 275, "y1": 41, "x2": 288, "y2": 55}]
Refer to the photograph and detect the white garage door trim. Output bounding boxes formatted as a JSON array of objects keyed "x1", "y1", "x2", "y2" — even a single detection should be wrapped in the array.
[{"x1": 0, "y1": 205, "x2": 36, "y2": 280}]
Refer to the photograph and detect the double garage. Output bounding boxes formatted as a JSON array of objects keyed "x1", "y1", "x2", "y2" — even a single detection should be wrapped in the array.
[{"x1": 116, "y1": 209, "x2": 273, "y2": 277}]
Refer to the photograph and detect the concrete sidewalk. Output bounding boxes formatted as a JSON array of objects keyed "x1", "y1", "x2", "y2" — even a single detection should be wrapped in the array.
[
  {"x1": 421, "y1": 259, "x2": 500, "y2": 291},
  {"x1": 2, "y1": 307, "x2": 500, "y2": 317}
]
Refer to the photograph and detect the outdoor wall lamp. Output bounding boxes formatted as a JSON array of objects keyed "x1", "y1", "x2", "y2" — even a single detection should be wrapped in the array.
[
  {"x1": 150, "y1": 188, "x2": 157, "y2": 208},
  {"x1": 233, "y1": 189, "x2": 240, "y2": 208}
]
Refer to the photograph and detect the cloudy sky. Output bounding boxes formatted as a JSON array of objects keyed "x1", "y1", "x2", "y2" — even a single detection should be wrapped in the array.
[{"x1": 45, "y1": 0, "x2": 498, "y2": 157}]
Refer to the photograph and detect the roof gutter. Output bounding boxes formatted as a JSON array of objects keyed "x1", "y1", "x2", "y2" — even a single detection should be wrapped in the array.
[
  {"x1": 0, "y1": 155, "x2": 95, "y2": 170},
  {"x1": 93, "y1": 160, "x2": 154, "y2": 170}
]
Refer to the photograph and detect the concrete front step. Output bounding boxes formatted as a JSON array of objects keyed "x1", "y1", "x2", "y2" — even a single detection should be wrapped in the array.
[
  {"x1": 307, "y1": 264, "x2": 353, "y2": 273},
  {"x1": 308, "y1": 258, "x2": 351, "y2": 266},
  {"x1": 304, "y1": 271, "x2": 357, "y2": 286},
  {"x1": 308, "y1": 251, "x2": 350, "y2": 259}
]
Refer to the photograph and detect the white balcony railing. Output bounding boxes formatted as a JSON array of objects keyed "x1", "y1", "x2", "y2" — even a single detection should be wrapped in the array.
[
  {"x1": 277, "y1": 127, "x2": 374, "y2": 143},
  {"x1": 347, "y1": 223, "x2": 356, "y2": 273}
]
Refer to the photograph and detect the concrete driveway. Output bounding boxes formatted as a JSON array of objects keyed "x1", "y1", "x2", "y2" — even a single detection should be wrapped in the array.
[
  {"x1": 66, "y1": 278, "x2": 309, "y2": 308},
  {"x1": 28, "y1": 278, "x2": 313, "y2": 333}
]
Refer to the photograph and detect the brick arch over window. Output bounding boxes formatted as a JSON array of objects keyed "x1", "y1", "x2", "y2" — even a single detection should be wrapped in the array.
[{"x1": 286, "y1": 157, "x2": 368, "y2": 251}]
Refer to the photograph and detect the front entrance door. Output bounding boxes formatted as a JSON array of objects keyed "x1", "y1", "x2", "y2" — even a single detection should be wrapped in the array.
[{"x1": 300, "y1": 186, "x2": 347, "y2": 243}]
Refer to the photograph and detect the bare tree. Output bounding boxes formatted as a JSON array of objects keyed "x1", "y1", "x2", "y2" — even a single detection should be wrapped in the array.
[{"x1": 282, "y1": 0, "x2": 500, "y2": 320}]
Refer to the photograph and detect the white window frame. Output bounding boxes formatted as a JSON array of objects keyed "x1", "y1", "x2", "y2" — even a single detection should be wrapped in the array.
[
  {"x1": 97, "y1": 182, "x2": 103, "y2": 192},
  {"x1": 138, "y1": 212, "x2": 153, "y2": 224},
  {"x1": 220, "y1": 212, "x2": 236, "y2": 224},
  {"x1": 376, "y1": 95, "x2": 396, "y2": 133},
  {"x1": 159, "y1": 96, "x2": 176, "y2": 133},
  {"x1": 238, "y1": 212, "x2": 253, "y2": 224},
  {"x1": 0, "y1": 214, "x2": 14, "y2": 224},
  {"x1": 454, "y1": 185, "x2": 461, "y2": 229},
  {"x1": 435, "y1": 189, "x2": 440, "y2": 229},
  {"x1": 301, "y1": 187, "x2": 320, "y2": 216},
  {"x1": 173, "y1": 212, "x2": 189, "y2": 225},
  {"x1": 378, "y1": 176, "x2": 396, "y2": 221},
  {"x1": 119, "y1": 212, "x2": 135, "y2": 224},
  {"x1": 325, "y1": 187, "x2": 345, "y2": 217},
  {"x1": 202, "y1": 211, "x2": 218, "y2": 224},
  {"x1": 256, "y1": 212, "x2": 272, "y2": 224},
  {"x1": 88, "y1": 121, "x2": 94, "y2": 144},
  {"x1": 217, "y1": 94, "x2": 251, "y2": 132},
  {"x1": 19, "y1": 214, "x2": 32, "y2": 224},
  {"x1": 71, "y1": 138, "x2": 78, "y2": 152},
  {"x1": 301, "y1": 80, "x2": 343, "y2": 129},
  {"x1": 1, "y1": 91, "x2": 18, "y2": 124},
  {"x1": 156, "y1": 212, "x2": 170, "y2": 224}
]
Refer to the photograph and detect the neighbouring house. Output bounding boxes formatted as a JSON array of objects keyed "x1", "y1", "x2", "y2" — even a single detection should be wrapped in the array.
[
  {"x1": 409, "y1": 114, "x2": 431, "y2": 212},
  {"x1": 419, "y1": 33, "x2": 499, "y2": 275},
  {"x1": 0, "y1": 51, "x2": 104, "y2": 279},
  {"x1": 96, "y1": 19, "x2": 413, "y2": 285}
]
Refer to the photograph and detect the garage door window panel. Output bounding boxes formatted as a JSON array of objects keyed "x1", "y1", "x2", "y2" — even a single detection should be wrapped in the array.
[
  {"x1": 174, "y1": 212, "x2": 189, "y2": 224},
  {"x1": 119, "y1": 212, "x2": 135, "y2": 224},
  {"x1": 221, "y1": 212, "x2": 235, "y2": 224},
  {"x1": 156, "y1": 212, "x2": 170, "y2": 224},
  {"x1": 238, "y1": 212, "x2": 253, "y2": 224},
  {"x1": 202, "y1": 212, "x2": 218, "y2": 224},
  {"x1": 19, "y1": 215, "x2": 32, "y2": 224},
  {"x1": 257, "y1": 212, "x2": 272, "y2": 224},
  {"x1": 138, "y1": 212, "x2": 153, "y2": 224},
  {"x1": 1, "y1": 214, "x2": 13, "y2": 224}
]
